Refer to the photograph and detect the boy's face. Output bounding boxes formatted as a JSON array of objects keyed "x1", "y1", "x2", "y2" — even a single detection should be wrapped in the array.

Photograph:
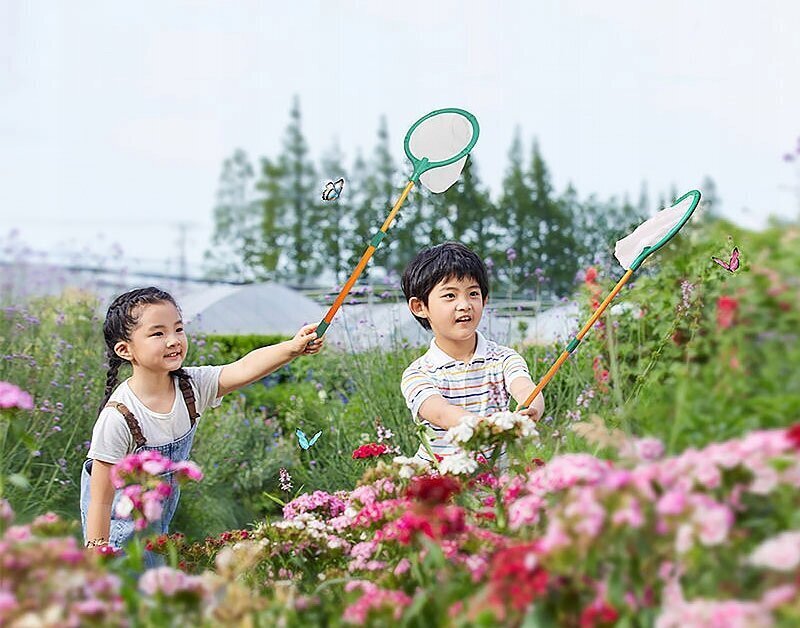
[{"x1": 409, "y1": 275, "x2": 486, "y2": 343}]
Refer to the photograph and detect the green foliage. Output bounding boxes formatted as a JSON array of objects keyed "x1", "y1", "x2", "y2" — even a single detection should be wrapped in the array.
[{"x1": 203, "y1": 334, "x2": 290, "y2": 365}]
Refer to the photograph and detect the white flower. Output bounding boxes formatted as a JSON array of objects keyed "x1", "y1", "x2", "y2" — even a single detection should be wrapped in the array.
[
  {"x1": 520, "y1": 419, "x2": 539, "y2": 439},
  {"x1": 488, "y1": 411, "x2": 517, "y2": 431},
  {"x1": 445, "y1": 415, "x2": 479, "y2": 444},
  {"x1": 439, "y1": 451, "x2": 478, "y2": 475},
  {"x1": 114, "y1": 495, "x2": 134, "y2": 518}
]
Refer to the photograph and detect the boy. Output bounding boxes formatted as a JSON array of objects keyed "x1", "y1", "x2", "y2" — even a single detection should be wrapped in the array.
[{"x1": 400, "y1": 242, "x2": 544, "y2": 462}]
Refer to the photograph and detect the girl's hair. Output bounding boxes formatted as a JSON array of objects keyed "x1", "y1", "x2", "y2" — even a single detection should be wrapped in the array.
[{"x1": 98, "y1": 286, "x2": 191, "y2": 414}]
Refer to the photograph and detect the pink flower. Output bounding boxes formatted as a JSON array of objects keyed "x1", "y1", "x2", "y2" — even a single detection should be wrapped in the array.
[
  {"x1": 0, "y1": 590, "x2": 18, "y2": 613},
  {"x1": 173, "y1": 460, "x2": 203, "y2": 482},
  {"x1": 0, "y1": 499, "x2": 13, "y2": 523},
  {"x1": 393, "y1": 558, "x2": 411, "y2": 576},
  {"x1": 748, "y1": 531, "x2": 800, "y2": 572},
  {"x1": 138, "y1": 566, "x2": 203, "y2": 598},
  {"x1": 32, "y1": 512, "x2": 59, "y2": 527},
  {"x1": 0, "y1": 381, "x2": 34, "y2": 410},
  {"x1": 352, "y1": 442, "x2": 390, "y2": 459},
  {"x1": 761, "y1": 584, "x2": 796, "y2": 609},
  {"x1": 657, "y1": 490, "x2": 688, "y2": 516},
  {"x1": 4, "y1": 525, "x2": 32, "y2": 542},
  {"x1": 715, "y1": 295, "x2": 738, "y2": 330}
]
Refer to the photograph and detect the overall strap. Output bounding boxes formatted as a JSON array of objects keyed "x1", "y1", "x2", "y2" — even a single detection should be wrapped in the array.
[
  {"x1": 106, "y1": 401, "x2": 147, "y2": 449},
  {"x1": 177, "y1": 376, "x2": 199, "y2": 425}
]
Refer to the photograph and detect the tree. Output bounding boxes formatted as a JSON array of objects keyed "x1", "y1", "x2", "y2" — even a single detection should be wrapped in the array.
[
  {"x1": 317, "y1": 141, "x2": 350, "y2": 283},
  {"x1": 205, "y1": 149, "x2": 257, "y2": 281},
  {"x1": 280, "y1": 96, "x2": 318, "y2": 282},
  {"x1": 437, "y1": 156, "x2": 497, "y2": 258}
]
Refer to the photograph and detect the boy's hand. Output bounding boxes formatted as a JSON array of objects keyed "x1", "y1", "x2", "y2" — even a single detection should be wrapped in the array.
[
  {"x1": 517, "y1": 405, "x2": 541, "y2": 421},
  {"x1": 289, "y1": 323, "x2": 324, "y2": 357}
]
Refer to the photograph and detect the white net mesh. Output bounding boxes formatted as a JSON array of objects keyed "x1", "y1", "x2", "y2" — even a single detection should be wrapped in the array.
[
  {"x1": 614, "y1": 195, "x2": 695, "y2": 270},
  {"x1": 408, "y1": 112, "x2": 473, "y2": 193}
]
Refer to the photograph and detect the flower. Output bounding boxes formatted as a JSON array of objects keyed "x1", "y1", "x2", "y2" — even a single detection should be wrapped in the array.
[
  {"x1": 506, "y1": 248, "x2": 517, "y2": 263},
  {"x1": 279, "y1": 467, "x2": 293, "y2": 492},
  {"x1": 0, "y1": 381, "x2": 34, "y2": 410},
  {"x1": 748, "y1": 530, "x2": 800, "y2": 572},
  {"x1": 352, "y1": 443, "x2": 390, "y2": 459},
  {"x1": 716, "y1": 296, "x2": 738, "y2": 330},
  {"x1": 445, "y1": 415, "x2": 479, "y2": 444},
  {"x1": 786, "y1": 423, "x2": 800, "y2": 450},
  {"x1": 438, "y1": 452, "x2": 478, "y2": 476},
  {"x1": 406, "y1": 476, "x2": 461, "y2": 505},
  {"x1": 487, "y1": 543, "x2": 548, "y2": 612},
  {"x1": 584, "y1": 266, "x2": 598, "y2": 284}
]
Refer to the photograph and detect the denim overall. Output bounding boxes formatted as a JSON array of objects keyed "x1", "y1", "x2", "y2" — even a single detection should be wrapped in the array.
[{"x1": 80, "y1": 377, "x2": 199, "y2": 564}]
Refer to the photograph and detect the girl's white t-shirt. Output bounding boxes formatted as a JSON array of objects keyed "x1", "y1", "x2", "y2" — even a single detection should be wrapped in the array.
[{"x1": 87, "y1": 365, "x2": 225, "y2": 464}]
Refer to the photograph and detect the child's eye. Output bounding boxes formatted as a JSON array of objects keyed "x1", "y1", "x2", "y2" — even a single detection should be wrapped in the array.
[
  {"x1": 444, "y1": 294, "x2": 455, "y2": 299},
  {"x1": 470, "y1": 291, "x2": 481, "y2": 297},
  {"x1": 176, "y1": 327, "x2": 184, "y2": 333},
  {"x1": 151, "y1": 332, "x2": 163, "y2": 337}
]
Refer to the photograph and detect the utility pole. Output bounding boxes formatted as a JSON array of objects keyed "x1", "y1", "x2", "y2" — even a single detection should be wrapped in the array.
[{"x1": 175, "y1": 222, "x2": 197, "y2": 285}]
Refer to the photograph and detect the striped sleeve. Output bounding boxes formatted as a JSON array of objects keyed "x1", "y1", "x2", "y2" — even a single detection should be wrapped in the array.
[
  {"x1": 401, "y1": 364, "x2": 441, "y2": 420},
  {"x1": 501, "y1": 349, "x2": 532, "y2": 389}
]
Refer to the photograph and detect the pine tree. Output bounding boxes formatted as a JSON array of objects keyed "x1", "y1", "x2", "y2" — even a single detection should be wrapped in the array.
[
  {"x1": 496, "y1": 128, "x2": 534, "y2": 289},
  {"x1": 317, "y1": 141, "x2": 350, "y2": 282},
  {"x1": 253, "y1": 156, "x2": 287, "y2": 278},
  {"x1": 280, "y1": 96, "x2": 318, "y2": 282},
  {"x1": 525, "y1": 139, "x2": 578, "y2": 296},
  {"x1": 205, "y1": 148, "x2": 257, "y2": 281}
]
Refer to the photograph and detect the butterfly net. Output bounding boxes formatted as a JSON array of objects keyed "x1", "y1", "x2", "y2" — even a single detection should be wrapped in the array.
[
  {"x1": 614, "y1": 194, "x2": 696, "y2": 270},
  {"x1": 408, "y1": 111, "x2": 475, "y2": 193}
]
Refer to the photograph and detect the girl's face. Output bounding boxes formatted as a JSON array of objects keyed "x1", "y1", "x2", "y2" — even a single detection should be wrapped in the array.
[
  {"x1": 409, "y1": 275, "x2": 486, "y2": 343},
  {"x1": 115, "y1": 301, "x2": 188, "y2": 373}
]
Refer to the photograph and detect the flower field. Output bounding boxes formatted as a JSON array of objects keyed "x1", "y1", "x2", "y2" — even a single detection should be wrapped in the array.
[{"x1": 1, "y1": 218, "x2": 799, "y2": 626}]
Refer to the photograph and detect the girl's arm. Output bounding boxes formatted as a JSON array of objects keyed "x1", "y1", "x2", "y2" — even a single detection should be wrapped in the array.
[
  {"x1": 217, "y1": 323, "x2": 322, "y2": 397},
  {"x1": 510, "y1": 378, "x2": 545, "y2": 420},
  {"x1": 85, "y1": 460, "x2": 115, "y2": 546}
]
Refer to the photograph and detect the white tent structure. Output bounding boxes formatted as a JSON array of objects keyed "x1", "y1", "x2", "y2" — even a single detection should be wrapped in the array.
[{"x1": 179, "y1": 282, "x2": 325, "y2": 336}]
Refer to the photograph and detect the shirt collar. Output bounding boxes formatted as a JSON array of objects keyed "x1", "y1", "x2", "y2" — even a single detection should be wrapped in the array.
[{"x1": 427, "y1": 331, "x2": 488, "y2": 367}]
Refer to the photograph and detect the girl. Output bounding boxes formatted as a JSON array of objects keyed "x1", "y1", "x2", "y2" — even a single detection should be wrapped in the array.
[{"x1": 80, "y1": 286, "x2": 323, "y2": 553}]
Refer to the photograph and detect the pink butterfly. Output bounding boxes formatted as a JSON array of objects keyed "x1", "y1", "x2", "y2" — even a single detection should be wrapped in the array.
[{"x1": 711, "y1": 247, "x2": 740, "y2": 273}]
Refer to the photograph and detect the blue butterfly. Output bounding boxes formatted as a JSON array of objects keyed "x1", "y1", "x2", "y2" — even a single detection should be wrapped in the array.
[
  {"x1": 321, "y1": 177, "x2": 345, "y2": 202},
  {"x1": 296, "y1": 428, "x2": 322, "y2": 450}
]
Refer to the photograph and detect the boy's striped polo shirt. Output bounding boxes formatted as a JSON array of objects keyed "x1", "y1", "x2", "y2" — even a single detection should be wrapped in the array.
[{"x1": 400, "y1": 331, "x2": 532, "y2": 461}]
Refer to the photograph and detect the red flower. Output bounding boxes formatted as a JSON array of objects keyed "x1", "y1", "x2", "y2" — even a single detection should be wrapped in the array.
[
  {"x1": 352, "y1": 442, "x2": 390, "y2": 459},
  {"x1": 787, "y1": 423, "x2": 800, "y2": 450},
  {"x1": 716, "y1": 295, "x2": 739, "y2": 329},
  {"x1": 487, "y1": 543, "x2": 548, "y2": 612},
  {"x1": 580, "y1": 600, "x2": 619, "y2": 627},
  {"x1": 585, "y1": 267, "x2": 599, "y2": 284},
  {"x1": 406, "y1": 475, "x2": 461, "y2": 505}
]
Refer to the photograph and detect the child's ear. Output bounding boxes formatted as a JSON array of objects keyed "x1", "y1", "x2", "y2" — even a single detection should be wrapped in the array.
[
  {"x1": 114, "y1": 341, "x2": 132, "y2": 361},
  {"x1": 408, "y1": 297, "x2": 428, "y2": 320}
]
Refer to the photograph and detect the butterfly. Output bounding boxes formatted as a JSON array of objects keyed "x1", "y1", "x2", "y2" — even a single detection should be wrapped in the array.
[
  {"x1": 296, "y1": 428, "x2": 322, "y2": 450},
  {"x1": 321, "y1": 178, "x2": 345, "y2": 202},
  {"x1": 711, "y1": 246, "x2": 740, "y2": 273}
]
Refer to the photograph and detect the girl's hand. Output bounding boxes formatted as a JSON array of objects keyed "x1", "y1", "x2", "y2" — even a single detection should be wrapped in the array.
[{"x1": 289, "y1": 323, "x2": 324, "y2": 357}]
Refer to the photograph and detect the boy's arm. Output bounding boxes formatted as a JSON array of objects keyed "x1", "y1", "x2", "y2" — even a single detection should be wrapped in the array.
[
  {"x1": 85, "y1": 460, "x2": 115, "y2": 546},
  {"x1": 218, "y1": 323, "x2": 322, "y2": 397},
  {"x1": 418, "y1": 394, "x2": 482, "y2": 430},
  {"x1": 509, "y1": 377, "x2": 545, "y2": 420}
]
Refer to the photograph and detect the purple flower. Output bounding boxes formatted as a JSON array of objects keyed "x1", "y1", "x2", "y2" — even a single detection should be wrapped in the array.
[
  {"x1": 484, "y1": 257, "x2": 495, "y2": 270},
  {"x1": 506, "y1": 248, "x2": 517, "y2": 262}
]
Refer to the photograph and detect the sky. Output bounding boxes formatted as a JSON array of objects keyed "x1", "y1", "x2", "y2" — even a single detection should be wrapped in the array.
[{"x1": 2, "y1": 0, "x2": 799, "y2": 276}]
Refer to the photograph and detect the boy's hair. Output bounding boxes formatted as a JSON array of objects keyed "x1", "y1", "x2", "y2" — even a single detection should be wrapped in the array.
[
  {"x1": 401, "y1": 242, "x2": 490, "y2": 330},
  {"x1": 98, "y1": 287, "x2": 190, "y2": 414}
]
